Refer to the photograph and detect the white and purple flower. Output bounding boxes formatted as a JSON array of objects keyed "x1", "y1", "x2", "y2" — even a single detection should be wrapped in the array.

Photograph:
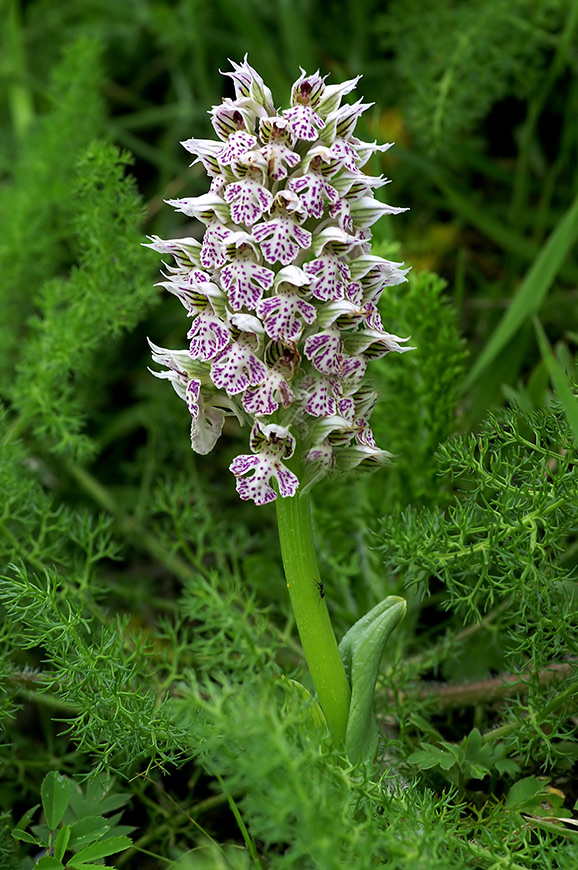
[{"x1": 148, "y1": 57, "x2": 412, "y2": 504}]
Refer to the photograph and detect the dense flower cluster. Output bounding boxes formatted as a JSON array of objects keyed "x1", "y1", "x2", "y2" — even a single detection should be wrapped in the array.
[{"x1": 148, "y1": 58, "x2": 412, "y2": 505}]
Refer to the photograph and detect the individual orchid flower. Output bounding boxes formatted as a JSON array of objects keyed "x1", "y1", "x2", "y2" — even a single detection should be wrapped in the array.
[{"x1": 146, "y1": 59, "x2": 411, "y2": 757}]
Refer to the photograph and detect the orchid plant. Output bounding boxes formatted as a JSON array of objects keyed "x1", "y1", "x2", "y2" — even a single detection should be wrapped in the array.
[{"x1": 147, "y1": 58, "x2": 409, "y2": 761}]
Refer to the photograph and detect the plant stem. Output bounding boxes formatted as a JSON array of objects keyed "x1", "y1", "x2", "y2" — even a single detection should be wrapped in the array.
[{"x1": 275, "y1": 491, "x2": 351, "y2": 744}]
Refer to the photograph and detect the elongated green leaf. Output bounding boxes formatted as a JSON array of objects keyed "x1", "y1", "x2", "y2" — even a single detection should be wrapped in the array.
[
  {"x1": 11, "y1": 828, "x2": 39, "y2": 844},
  {"x1": 53, "y1": 824, "x2": 71, "y2": 863},
  {"x1": 339, "y1": 596, "x2": 406, "y2": 763},
  {"x1": 13, "y1": 803, "x2": 40, "y2": 833},
  {"x1": 533, "y1": 317, "x2": 578, "y2": 447},
  {"x1": 41, "y1": 772, "x2": 73, "y2": 831},
  {"x1": 464, "y1": 195, "x2": 578, "y2": 389},
  {"x1": 68, "y1": 834, "x2": 132, "y2": 867}
]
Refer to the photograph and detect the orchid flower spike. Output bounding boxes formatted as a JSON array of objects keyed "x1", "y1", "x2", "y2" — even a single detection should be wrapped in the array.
[{"x1": 147, "y1": 57, "x2": 413, "y2": 505}]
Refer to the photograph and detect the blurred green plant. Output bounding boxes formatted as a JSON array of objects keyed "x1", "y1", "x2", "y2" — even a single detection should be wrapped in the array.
[{"x1": 10, "y1": 771, "x2": 133, "y2": 870}]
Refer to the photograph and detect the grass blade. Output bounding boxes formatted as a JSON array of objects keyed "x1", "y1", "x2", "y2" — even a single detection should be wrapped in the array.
[
  {"x1": 464, "y1": 194, "x2": 578, "y2": 389},
  {"x1": 533, "y1": 317, "x2": 578, "y2": 448}
]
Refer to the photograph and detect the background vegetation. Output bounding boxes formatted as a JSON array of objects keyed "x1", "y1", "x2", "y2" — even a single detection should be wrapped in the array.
[{"x1": 1, "y1": 0, "x2": 577, "y2": 867}]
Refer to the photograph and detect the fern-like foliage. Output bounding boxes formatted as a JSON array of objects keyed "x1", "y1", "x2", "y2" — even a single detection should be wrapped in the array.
[
  {"x1": 7, "y1": 140, "x2": 156, "y2": 460},
  {"x1": 0, "y1": 563, "x2": 184, "y2": 775},
  {"x1": 369, "y1": 267, "x2": 467, "y2": 508},
  {"x1": 376, "y1": 402, "x2": 578, "y2": 772},
  {"x1": 0, "y1": 38, "x2": 106, "y2": 388},
  {"x1": 379, "y1": 404, "x2": 577, "y2": 644}
]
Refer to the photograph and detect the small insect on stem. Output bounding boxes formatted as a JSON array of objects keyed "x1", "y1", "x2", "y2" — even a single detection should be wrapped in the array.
[{"x1": 314, "y1": 579, "x2": 325, "y2": 599}]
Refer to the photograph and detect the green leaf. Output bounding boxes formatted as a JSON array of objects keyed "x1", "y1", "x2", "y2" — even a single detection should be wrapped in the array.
[
  {"x1": 13, "y1": 803, "x2": 40, "y2": 833},
  {"x1": 68, "y1": 815, "x2": 111, "y2": 849},
  {"x1": 533, "y1": 317, "x2": 578, "y2": 448},
  {"x1": 11, "y1": 828, "x2": 40, "y2": 844},
  {"x1": 53, "y1": 823, "x2": 71, "y2": 862},
  {"x1": 67, "y1": 834, "x2": 132, "y2": 866},
  {"x1": 495, "y1": 758, "x2": 520, "y2": 777},
  {"x1": 41, "y1": 772, "x2": 73, "y2": 830},
  {"x1": 462, "y1": 728, "x2": 493, "y2": 775},
  {"x1": 339, "y1": 596, "x2": 406, "y2": 763},
  {"x1": 506, "y1": 776, "x2": 548, "y2": 811},
  {"x1": 464, "y1": 194, "x2": 578, "y2": 388},
  {"x1": 34, "y1": 857, "x2": 65, "y2": 869},
  {"x1": 463, "y1": 761, "x2": 491, "y2": 780},
  {"x1": 408, "y1": 744, "x2": 458, "y2": 771}
]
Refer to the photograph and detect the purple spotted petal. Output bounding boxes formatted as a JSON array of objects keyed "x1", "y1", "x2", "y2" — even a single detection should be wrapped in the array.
[
  {"x1": 260, "y1": 142, "x2": 301, "y2": 180},
  {"x1": 329, "y1": 199, "x2": 354, "y2": 233},
  {"x1": 185, "y1": 379, "x2": 202, "y2": 416},
  {"x1": 337, "y1": 396, "x2": 356, "y2": 422},
  {"x1": 304, "y1": 331, "x2": 343, "y2": 375},
  {"x1": 242, "y1": 369, "x2": 294, "y2": 415},
  {"x1": 288, "y1": 174, "x2": 339, "y2": 219},
  {"x1": 303, "y1": 255, "x2": 350, "y2": 301},
  {"x1": 305, "y1": 444, "x2": 335, "y2": 475},
  {"x1": 221, "y1": 260, "x2": 275, "y2": 311},
  {"x1": 188, "y1": 312, "x2": 230, "y2": 361},
  {"x1": 211, "y1": 340, "x2": 268, "y2": 395},
  {"x1": 200, "y1": 222, "x2": 231, "y2": 269},
  {"x1": 325, "y1": 138, "x2": 359, "y2": 172},
  {"x1": 224, "y1": 179, "x2": 273, "y2": 226},
  {"x1": 229, "y1": 452, "x2": 299, "y2": 504},
  {"x1": 217, "y1": 130, "x2": 258, "y2": 165},
  {"x1": 341, "y1": 354, "x2": 368, "y2": 388},
  {"x1": 356, "y1": 418, "x2": 378, "y2": 447},
  {"x1": 346, "y1": 281, "x2": 364, "y2": 305},
  {"x1": 275, "y1": 461, "x2": 300, "y2": 497},
  {"x1": 301, "y1": 374, "x2": 341, "y2": 417},
  {"x1": 364, "y1": 301, "x2": 384, "y2": 330},
  {"x1": 257, "y1": 292, "x2": 316, "y2": 340},
  {"x1": 282, "y1": 105, "x2": 325, "y2": 141},
  {"x1": 253, "y1": 216, "x2": 312, "y2": 265}
]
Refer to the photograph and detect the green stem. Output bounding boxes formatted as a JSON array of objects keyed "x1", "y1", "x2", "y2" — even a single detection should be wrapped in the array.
[{"x1": 275, "y1": 491, "x2": 351, "y2": 744}]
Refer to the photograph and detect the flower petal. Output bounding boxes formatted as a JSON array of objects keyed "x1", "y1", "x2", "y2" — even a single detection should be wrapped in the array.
[
  {"x1": 210, "y1": 340, "x2": 268, "y2": 394},
  {"x1": 221, "y1": 259, "x2": 275, "y2": 311},
  {"x1": 188, "y1": 312, "x2": 230, "y2": 360},
  {"x1": 253, "y1": 215, "x2": 312, "y2": 265}
]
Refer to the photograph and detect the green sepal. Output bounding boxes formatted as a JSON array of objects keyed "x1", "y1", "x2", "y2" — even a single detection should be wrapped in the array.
[{"x1": 339, "y1": 596, "x2": 406, "y2": 763}]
